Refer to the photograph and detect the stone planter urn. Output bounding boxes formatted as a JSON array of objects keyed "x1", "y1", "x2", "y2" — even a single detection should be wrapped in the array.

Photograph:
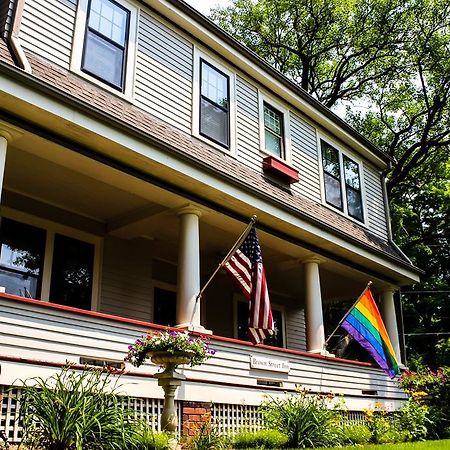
[{"x1": 149, "y1": 351, "x2": 193, "y2": 434}]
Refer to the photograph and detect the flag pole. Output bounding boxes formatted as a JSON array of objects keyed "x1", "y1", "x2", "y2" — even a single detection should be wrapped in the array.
[
  {"x1": 189, "y1": 215, "x2": 257, "y2": 324},
  {"x1": 324, "y1": 281, "x2": 372, "y2": 348}
]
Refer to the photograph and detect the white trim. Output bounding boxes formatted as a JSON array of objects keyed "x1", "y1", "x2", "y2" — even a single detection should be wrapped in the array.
[
  {"x1": 192, "y1": 46, "x2": 237, "y2": 155},
  {"x1": 258, "y1": 90, "x2": 292, "y2": 164},
  {"x1": 71, "y1": 0, "x2": 138, "y2": 100},
  {"x1": 317, "y1": 132, "x2": 368, "y2": 227},
  {"x1": 1, "y1": 207, "x2": 102, "y2": 310}
]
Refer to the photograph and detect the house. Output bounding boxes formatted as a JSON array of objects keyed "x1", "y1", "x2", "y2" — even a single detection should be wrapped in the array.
[{"x1": 0, "y1": 0, "x2": 421, "y2": 441}]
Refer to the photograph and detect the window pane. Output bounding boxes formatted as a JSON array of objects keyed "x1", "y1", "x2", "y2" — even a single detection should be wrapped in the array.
[
  {"x1": 324, "y1": 172, "x2": 343, "y2": 209},
  {"x1": 154, "y1": 287, "x2": 176, "y2": 326},
  {"x1": 83, "y1": 32, "x2": 124, "y2": 88},
  {"x1": 200, "y1": 97, "x2": 229, "y2": 146},
  {"x1": 237, "y1": 301, "x2": 284, "y2": 348},
  {"x1": 263, "y1": 310, "x2": 284, "y2": 348},
  {"x1": 264, "y1": 104, "x2": 282, "y2": 134},
  {"x1": 201, "y1": 62, "x2": 228, "y2": 108},
  {"x1": 265, "y1": 129, "x2": 282, "y2": 156},
  {"x1": 347, "y1": 187, "x2": 364, "y2": 221},
  {"x1": 0, "y1": 218, "x2": 45, "y2": 298},
  {"x1": 343, "y1": 156, "x2": 361, "y2": 190},
  {"x1": 89, "y1": 0, "x2": 128, "y2": 45},
  {"x1": 322, "y1": 142, "x2": 340, "y2": 178},
  {"x1": 49, "y1": 234, "x2": 94, "y2": 310}
]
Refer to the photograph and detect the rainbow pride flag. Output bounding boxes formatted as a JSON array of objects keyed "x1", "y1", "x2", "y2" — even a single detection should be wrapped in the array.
[{"x1": 341, "y1": 287, "x2": 400, "y2": 378}]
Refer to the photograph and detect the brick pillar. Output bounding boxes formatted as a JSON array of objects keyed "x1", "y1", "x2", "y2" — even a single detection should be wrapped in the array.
[{"x1": 182, "y1": 401, "x2": 212, "y2": 437}]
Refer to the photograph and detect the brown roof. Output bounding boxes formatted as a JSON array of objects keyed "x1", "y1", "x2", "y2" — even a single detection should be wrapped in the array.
[{"x1": 0, "y1": 43, "x2": 415, "y2": 269}]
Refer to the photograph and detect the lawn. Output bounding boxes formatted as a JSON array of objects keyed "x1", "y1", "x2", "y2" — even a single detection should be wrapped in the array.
[{"x1": 312, "y1": 440, "x2": 450, "y2": 450}]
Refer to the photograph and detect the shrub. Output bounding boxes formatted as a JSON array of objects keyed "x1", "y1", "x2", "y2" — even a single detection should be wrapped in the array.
[
  {"x1": 184, "y1": 421, "x2": 228, "y2": 450},
  {"x1": 259, "y1": 390, "x2": 342, "y2": 448},
  {"x1": 18, "y1": 366, "x2": 136, "y2": 450},
  {"x1": 397, "y1": 397, "x2": 430, "y2": 441},
  {"x1": 340, "y1": 424, "x2": 371, "y2": 444},
  {"x1": 128, "y1": 421, "x2": 170, "y2": 450},
  {"x1": 233, "y1": 429, "x2": 288, "y2": 449}
]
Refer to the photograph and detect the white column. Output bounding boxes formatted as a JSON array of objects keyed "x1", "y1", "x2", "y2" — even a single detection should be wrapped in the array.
[
  {"x1": 303, "y1": 257, "x2": 326, "y2": 354},
  {"x1": 175, "y1": 206, "x2": 209, "y2": 333},
  {"x1": 381, "y1": 289, "x2": 402, "y2": 364}
]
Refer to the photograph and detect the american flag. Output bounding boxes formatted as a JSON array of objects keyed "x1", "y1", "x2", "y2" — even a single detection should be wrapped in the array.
[{"x1": 224, "y1": 227, "x2": 274, "y2": 344}]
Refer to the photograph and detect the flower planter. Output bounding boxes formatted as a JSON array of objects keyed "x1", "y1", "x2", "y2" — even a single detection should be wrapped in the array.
[{"x1": 149, "y1": 351, "x2": 193, "y2": 368}]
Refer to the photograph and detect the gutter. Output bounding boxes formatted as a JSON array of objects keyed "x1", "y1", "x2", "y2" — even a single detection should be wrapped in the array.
[{"x1": 8, "y1": 0, "x2": 31, "y2": 72}]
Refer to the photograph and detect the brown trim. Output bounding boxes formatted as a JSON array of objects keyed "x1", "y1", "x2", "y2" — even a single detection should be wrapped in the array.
[
  {"x1": 1, "y1": 291, "x2": 376, "y2": 369},
  {"x1": 0, "y1": 354, "x2": 406, "y2": 401}
]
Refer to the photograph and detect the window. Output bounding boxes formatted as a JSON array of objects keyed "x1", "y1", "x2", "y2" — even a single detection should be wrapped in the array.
[
  {"x1": 199, "y1": 59, "x2": 230, "y2": 148},
  {"x1": 0, "y1": 218, "x2": 46, "y2": 298},
  {"x1": 321, "y1": 140, "x2": 364, "y2": 222},
  {"x1": 0, "y1": 216, "x2": 98, "y2": 309},
  {"x1": 81, "y1": 0, "x2": 130, "y2": 90},
  {"x1": 153, "y1": 286, "x2": 176, "y2": 326},
  {"x1": 263, "y1": 102, "x2": 285, "y2": 158},
  {"x1": 237, "y1": 300, "x2": 284, "y2": 348}
]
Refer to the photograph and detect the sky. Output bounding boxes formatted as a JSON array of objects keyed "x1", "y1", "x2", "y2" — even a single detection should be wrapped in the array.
[{"x1": 185, "y1": 0, "x2": 232, "y2": 15}]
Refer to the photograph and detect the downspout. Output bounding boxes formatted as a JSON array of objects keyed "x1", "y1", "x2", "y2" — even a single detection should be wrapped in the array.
[
  {"x1": 8, "y1": 0, "x2": 32, "y2": 73},
  {"x1": 381, "y1": 163, "x2": 413, "y2": 264}
]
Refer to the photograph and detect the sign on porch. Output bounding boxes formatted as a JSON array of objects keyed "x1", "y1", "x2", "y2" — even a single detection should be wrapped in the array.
[{"x1": 250, "y1": 355, "x2": 290, "y2": 373}]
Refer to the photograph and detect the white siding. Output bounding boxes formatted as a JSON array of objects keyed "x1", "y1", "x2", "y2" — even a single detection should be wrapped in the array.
[
  {"x1": 19, "y1": 0, "x2": 76, "y2": 68},
  {"x1": 0, "y1": 296, "x2": 407, "y2": 410},
  {"x1": 290, "y1": 112, "x2": 321, "y2": 202},
  {"x1": 364, "y1": 164, "x2": 388, "y2": 239},
  {"x1": 100, "y1": 236, "x2": 153, "y2": 322},
  {"x1": 285, "y1": 304, "x2": 306, "y2": 351},
  {"x1": 235, "y1": 76, "x2": 260, "y2": 171},
  {"x1": 135, "y1": 11, "x2": 193, "y2": 133}
]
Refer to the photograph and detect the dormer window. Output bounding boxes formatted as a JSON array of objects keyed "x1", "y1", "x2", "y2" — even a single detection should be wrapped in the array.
[
  {"x1": 321, "y1": 140, "x2": 365, "y2": 223},
  {"x1": 82, "y1": 0, "x2": 130, "y2": 91}
]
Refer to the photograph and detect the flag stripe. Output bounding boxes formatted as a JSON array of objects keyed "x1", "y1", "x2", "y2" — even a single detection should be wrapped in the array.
[{"x1": 340, "y1": 287, "x2": 399, "y2": 379}]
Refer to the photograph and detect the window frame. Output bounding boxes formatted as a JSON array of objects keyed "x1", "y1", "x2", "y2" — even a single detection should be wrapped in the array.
[
  {"x1": 192, "y1": 48, "x2": 236, "y2": 154},
  {"x1": 1, "y1": 208, "x2": 102, "y2": 311},
  {"x1": 318, "y1": 136, "x2": 367, "y2": 224},
  {"x1": 233, "y1": 296, "x2": 286, "y2": 348},
  {"x1": 71, "y1": 0, "x2": 137, "y2": 99},
  {"x1": 258, "y1": 91, "x2": 292, "y2": 163}
]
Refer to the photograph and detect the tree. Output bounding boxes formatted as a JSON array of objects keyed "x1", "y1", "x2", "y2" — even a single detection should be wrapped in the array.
[{"x1": 211, "y1": 0, "x2": 450, "y2": 367}]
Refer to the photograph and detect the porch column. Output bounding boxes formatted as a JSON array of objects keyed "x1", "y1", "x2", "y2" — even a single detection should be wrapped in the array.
[
  {"x1": 303, "y1": 257, "x2": 326, "y2": 353},
  {"x1": 0, "y1": 130, "x2": 11, "y2": 204},
  {"x1": 381, "y1": 289, "x2": 402, "y2": 364},
  {"x1": 176, "y1": 206, "x2": 208, "y2": 332}
]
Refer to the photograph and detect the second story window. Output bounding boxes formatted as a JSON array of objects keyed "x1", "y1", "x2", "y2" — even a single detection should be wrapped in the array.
[
  {"x1": 82, "y1": 0, "x2": 130, "y2": 91},
  {"x1": 321, "y1": 140, "x2": 365, "y2": 223},
  {"x1": 263, "y1": 102, "x2": 284, "y2": 158},
  {"x1": 199, "y1": 60, "x2": 230, "y2": 148}
]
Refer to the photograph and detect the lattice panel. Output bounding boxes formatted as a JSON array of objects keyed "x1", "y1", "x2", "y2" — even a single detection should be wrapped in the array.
[
  {"x1": 211, "y1": 403, "x2": 264, "y2": 434},
  {"x1": 0, "y1": 386, "x2": 22, "y2": 443}
]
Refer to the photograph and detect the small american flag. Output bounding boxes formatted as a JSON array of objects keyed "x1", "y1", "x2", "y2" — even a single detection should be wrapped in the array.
[{"x1": 224, "y1": 227, "x2": 274, "y2": 344}]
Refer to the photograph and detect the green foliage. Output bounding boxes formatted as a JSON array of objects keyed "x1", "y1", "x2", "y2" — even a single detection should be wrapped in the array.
[
  {"x1": 397, "y1": 398, "x2": 430, "y2": 441},
  {"x1": 128, "y1": 421, "x2": 169, "y2": 450},
  {"x1": 18, "y1": 367, "x2": 136, "y2": 450},
  {"x1": 258, "y1": 390, "x2": 342, "y2": 448},
  {"x1": 232, "y1": 429, "x2": 288, "y2": 449},
  {"x1": 400, "y1": 367, "x2": 450, "y2": 439},
  {"x1": 436, "y1": 339, "x2": 450, "y2": 367},
  {"x1": 340, "y1": 424, "x2": 371, "y2": 444},
  {"x1": 183, "y1": 421, "x2": 229, "y2": 450}
]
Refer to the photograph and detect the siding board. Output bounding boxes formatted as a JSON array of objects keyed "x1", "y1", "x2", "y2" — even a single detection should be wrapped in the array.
[
  {"x1": 135, "y1": 11, "x2": 193, "y2": 133},
  {"x1": 364, "y1": 164, "x2": 388, "y2": 239},
  {"x1": 19, "y1": 0, "x2": 76, "y2": 69}
]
